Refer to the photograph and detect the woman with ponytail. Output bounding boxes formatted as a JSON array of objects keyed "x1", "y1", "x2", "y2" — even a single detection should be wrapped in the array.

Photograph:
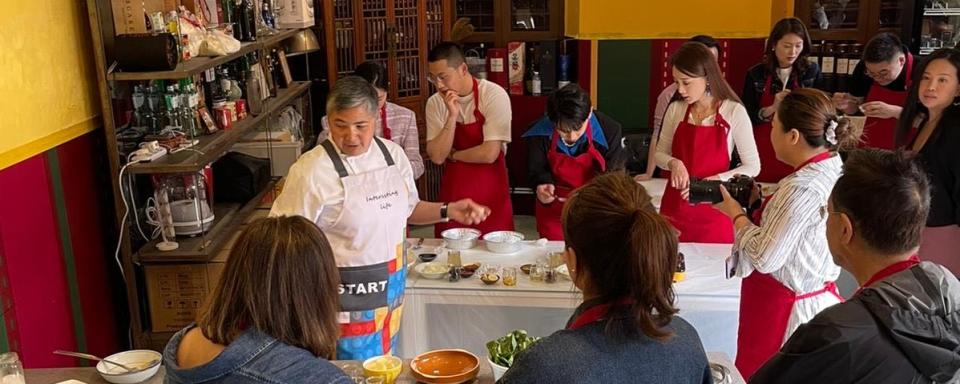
[
  {"x1": 711, "y1": 88, "x2": 862, "y2": 379},
  {"x1": 499, "y1": 173, "x2": 711, "y2": 384}
]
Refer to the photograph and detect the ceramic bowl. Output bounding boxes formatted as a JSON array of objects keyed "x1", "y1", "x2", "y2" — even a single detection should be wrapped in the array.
[
  {"x1": 96, "y1": 350, "x2": 161, "y2": 384},
  {"x1": 418, "y1": 253, "x2": 438, "y2": 262},
  {"x1": 416, "y1": 262, "x2": 449, "y2": 279},
  {"x1": 441, "y1": 228, "x2": 481, "y2": 250},
  {"x1": 363, "y1": 355, "x2": 403, "y2": 384},
  {"x1": 520, "y1": 264, "x2": 533, "y2": 275},
  {"x1": 482, "y1": 231, "x2": 524, "y2": 254},
  {"x1": 410, "y1": 349, "x2": 480, "y2": 384}
]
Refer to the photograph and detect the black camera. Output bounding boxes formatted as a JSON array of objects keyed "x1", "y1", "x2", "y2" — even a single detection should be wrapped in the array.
[{"x1": 688, "y1": 175, "x2": 755, "y2": 207}]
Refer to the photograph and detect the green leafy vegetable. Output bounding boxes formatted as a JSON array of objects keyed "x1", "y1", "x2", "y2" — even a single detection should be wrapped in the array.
[{"x1": 486, "y1": 329, "x2": 539, "y2": 368}]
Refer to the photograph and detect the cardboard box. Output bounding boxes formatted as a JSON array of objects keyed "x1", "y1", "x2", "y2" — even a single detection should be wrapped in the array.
[
  {"x1": 144, "y1": 262, "x2": 225, "y2": 332},
  {"x1": 507, "y1": 42, "x2": 526, "y2": 95},
  {"x1": 111, "y1": 0, "x2": 170, "y2": 34},
  {"x1": 276, "y1": 0, "x2": 316, "y2": 29}
]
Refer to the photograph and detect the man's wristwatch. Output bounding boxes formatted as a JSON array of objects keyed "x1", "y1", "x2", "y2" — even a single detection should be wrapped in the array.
[{"x1": 440, "y1": 202, "x2": 450, "y2": 222}]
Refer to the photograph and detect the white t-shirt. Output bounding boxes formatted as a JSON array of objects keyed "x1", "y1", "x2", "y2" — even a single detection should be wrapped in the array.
[
  {"x1": 425, "y1": 78, "x2": 512, "y2": 143},
  {"x1": 776, "y1": 67, "x2": 793, "y2": 91},
  {"x1": 654, "y1": 100, "x2": 761, "y2": 180},
  {"x1": 269, "y1": 138, "x2": 420, "y2": 228}
]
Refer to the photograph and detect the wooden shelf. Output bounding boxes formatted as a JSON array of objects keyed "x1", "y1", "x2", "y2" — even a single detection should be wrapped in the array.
[
  {"x1": 924, "y1": 8, "x2": 960, "y2": 16},
  {"x1": 127, "y1": 81, "x2": 310, "y2": 174},
  {"x1": 108, "y1": 29, "x2": 301, "y2": 81},
  {"x1": 137, "y1": 177, "x2": 279, "y2": 263}
]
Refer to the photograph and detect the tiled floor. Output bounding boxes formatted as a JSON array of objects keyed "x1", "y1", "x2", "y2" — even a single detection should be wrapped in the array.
[{"x1": 409, "y1": 215, "x2": 539, "y2": 240}]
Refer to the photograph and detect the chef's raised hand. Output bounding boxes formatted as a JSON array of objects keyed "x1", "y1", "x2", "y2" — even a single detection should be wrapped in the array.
[
  {"x1": 668, "y1": 159, "x2": 690, "y2": 191},
  {"x1": 448, "y1": 199, "x2": 491, "y2": 225},
  {"x1": 712, "y1": 185, "x2": 745, "y2": 220},
  {"x1": 536, "y1": 184, "x2": 557, "y2": 204}
]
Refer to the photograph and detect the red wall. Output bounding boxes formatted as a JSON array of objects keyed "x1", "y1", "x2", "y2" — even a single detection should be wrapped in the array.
[{"x1": 0, "y1": 130, "x2": 122, "y2": 367}]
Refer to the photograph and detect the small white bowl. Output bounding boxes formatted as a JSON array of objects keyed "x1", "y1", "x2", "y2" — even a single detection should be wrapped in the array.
[
  {"x1": 441, "y1": 228, "x2": 481, "y2": 250},
  {"x1": 416, "y1": 262, "x2": 450, "y2": 279},
  {"x1": 488, "y1": 357, "x2": 509, "y2": 381},
  {"x1": 96, "y1": 350, "x2": 162, "y2": 384},
  {"x1": 483, "y1": 231, "x2": 524, "y2": 254}
]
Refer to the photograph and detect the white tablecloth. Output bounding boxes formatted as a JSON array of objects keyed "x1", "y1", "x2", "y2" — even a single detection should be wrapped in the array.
[{"x1": 398, "y1": 239, "x2": 740, "y2": 362}]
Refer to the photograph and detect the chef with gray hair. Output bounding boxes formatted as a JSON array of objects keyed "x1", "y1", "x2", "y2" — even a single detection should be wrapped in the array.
[{"x1": 271, "y1": 76, "x2": 490, "y2": 360}]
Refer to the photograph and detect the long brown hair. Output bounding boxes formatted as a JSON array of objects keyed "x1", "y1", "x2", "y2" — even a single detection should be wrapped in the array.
[
  {"x1": 670, "y1": 42, "x2": 742, "y2": 104},
  {"x1": 562, "y1": 172, "x2": 679, "y2": 341},
  {"x1": 762, "y1": 17, "x2": 812, "y2": 75},
  {"x1": 777, "y1": 88, "x2": 862, "y2": 151},
  {"x1": 197, "y1": 216, "x2": 342, "y2": 358}
]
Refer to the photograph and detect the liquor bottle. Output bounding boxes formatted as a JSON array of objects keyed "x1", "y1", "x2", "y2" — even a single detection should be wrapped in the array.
[
  {"x1": 221, "y1": 0, "x2": 236, "y2": 38},
  {"x1": 181, "y1": 83, "x2": 201, "y2": 137},
  {"x1": 531, "y1": 71, "x2": 542, "y2": 96},
  {"x1": 238, "y1": 0, "x2": 257, "y2": 42},
  {"x1": 132, "y1": 85, "x2": 146, "y2": 128},
  {"x1": 164, "y1": 85, "x2": 182, "y2": 130},
  {"x1": 261, "y1": 1, "x2": 276, "y2": 29},
  {"x1": 146, "y1": 85, "x2": 162, "y2": 133}
]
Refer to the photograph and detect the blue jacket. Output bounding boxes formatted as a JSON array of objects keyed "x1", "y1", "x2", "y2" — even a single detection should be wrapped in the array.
[
  {"x1": 163, "y1": 325, "x2": 353, "y2": 384},
  {"x1": 498, "y1": 300, "x2": 712, "y2": 383}
]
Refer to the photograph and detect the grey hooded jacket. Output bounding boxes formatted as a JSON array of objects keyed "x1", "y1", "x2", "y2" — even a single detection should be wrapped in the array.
[{"x1": 752, "y1": 261, "x2": 960, "y2": 384}]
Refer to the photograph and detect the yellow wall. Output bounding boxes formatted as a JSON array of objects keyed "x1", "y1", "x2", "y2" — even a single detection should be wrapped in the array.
[
  {"x1": 565, "y1": 0, "x2": 788, "y2": 39},
  {"x1": 0, "y1": 0, "x2": 101, "y2": 170}
]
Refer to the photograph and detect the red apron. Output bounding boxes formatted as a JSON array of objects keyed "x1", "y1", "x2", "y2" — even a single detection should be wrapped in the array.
[
  {"x1": 435, "y1": 79, "x2": 514, "y2": 236},
  {"x1": 535, "y1": 121, "x2": 607, "y2": 240},
  {"x1": 735, "y1": 151, "x2": 843, "y2": 379},
  {"x1": 660, "y1": 102, "x2": 735, "y2": 243},
  {"x1": 754, "y1": 75, "x2": 799, "y2": 183},
  {"x1": 862, "y1": 53, "x2": 913, "y2": 150},
  {"x1": 380, "y1": 105, "x2": 392, "y2": 140}
]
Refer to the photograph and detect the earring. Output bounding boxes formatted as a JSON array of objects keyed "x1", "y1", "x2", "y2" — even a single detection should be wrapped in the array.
[{"x1": 706, "y1": 83, "x2": 712, "y2": 95}]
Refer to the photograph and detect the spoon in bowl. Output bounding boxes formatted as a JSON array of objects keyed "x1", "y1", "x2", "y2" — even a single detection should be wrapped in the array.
[{"x1": 54, "y1": 350, "x2": 139, "y2": 372}]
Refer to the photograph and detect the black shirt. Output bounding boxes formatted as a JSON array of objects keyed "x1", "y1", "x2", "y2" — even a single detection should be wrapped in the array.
[
  {"x1": 849, "y1": 50, "x2": 913, "y2": 98},
  {"x1": 913, "y1": 115, "x2": 960, "y2": 227},
  {"x1": 742, "y1": 62, "x2": 821, "y2": 126},
  {"x1": 525, "y1": 111, "x2": 625, "y2": 187}
]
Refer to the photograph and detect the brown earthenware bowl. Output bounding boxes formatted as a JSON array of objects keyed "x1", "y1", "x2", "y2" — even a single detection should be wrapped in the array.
[{"x1": 410, "y1": 349, "x2": 480, "y2": 384}]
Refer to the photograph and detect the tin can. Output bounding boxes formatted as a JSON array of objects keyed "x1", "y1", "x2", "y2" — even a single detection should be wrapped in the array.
[
  {"x1": 235, "y1": 99, "x2": 247, "y2": 120},
  {"x1": 225, "y1": 101, "x2": 237, "y2": 122}
]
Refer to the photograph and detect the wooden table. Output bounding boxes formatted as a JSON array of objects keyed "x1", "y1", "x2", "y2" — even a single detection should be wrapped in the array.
[{"x1": 25, "y1": 359, "x2": 495, "y2": 384}]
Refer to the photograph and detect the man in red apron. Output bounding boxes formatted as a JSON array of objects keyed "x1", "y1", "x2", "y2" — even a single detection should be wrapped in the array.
[
  {"x1": 271, "y1": 77, "x2": 489, "y2": 360},
  {"x1": 660, "y1": 102, "x2": 736, "y2": 243},
  {"x1": 426, "y1": 42, "x2": 514, "y2": 236},
  {"x1": 523, "y1": 84, "x2": 624, "y2": 240},
  {"x1": 833, "y1": 33, "x2": 913, "y2": 150}
]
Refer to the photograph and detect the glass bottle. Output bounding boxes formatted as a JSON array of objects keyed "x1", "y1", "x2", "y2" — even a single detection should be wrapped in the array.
[
  {"x1": 132, "y1": 85, "x2": 146, "y2": 128},
  {"x1": 146, "y1": 85, "x2": 163, "y2": 133}
]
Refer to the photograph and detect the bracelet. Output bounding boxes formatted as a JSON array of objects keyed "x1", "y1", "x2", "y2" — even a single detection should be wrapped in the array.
[{"x1": 732, "y1": 213, "x2": 750, "y2": 225}]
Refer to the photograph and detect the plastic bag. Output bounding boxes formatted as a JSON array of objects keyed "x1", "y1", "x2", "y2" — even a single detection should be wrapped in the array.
[{"x1": 199, "y1": 28, "x2": 241, "y2": 57}]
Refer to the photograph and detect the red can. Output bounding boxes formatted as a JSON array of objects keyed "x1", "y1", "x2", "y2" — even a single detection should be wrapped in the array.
[
  {"x1": 214, "y1": 107, "x2": 233, "y2": 130},
  {"x1": 235, "y1": 99, "x2": 247, "y2": 120}
]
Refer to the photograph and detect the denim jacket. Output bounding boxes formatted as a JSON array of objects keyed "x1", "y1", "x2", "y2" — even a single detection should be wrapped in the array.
[{"x1": 163, "y1": 324, "x2": 353, "y2": 384}]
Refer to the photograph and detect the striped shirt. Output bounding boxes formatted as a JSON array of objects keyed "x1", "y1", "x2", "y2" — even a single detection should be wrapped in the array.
[
  {"x1": 321, "y1": 102, "x2": 424, "y2": 179},
  {"x1": 732, "y1": 154, "x2": 843, "y2": 342}
]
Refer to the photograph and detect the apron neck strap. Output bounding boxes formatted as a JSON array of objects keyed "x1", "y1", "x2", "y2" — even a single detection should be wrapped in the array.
[
  {"x1": 321, "y1": 138, "x2": 396, "y2": 179},
  {"x1": 321, "y1": 140, "x2": 350, "y2": 178}
]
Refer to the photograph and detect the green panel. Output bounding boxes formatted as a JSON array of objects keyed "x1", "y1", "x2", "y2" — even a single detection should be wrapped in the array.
[
  {"x1": 597, "y1": 40, "x2": 652, "y2": 135},
  {"x1": 45, "y1": 150, "x2": 88, "y2": 359}
]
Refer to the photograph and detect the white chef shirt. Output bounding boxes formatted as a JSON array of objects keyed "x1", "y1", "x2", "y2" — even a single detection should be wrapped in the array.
[
  {"x1": 425, "y1": 78, "x2": 513, "y2": 143},
  {"x1": 655, "y1": 100, "x2": 761, "y2": 179},
  {"x1": 269, "y1": 138, "x2": 420, "y2": 228}
]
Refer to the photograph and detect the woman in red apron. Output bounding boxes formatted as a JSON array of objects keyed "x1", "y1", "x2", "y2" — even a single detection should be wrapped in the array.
[
  {"x1": 742, "y1": 18, "x2": 819, "y2": 183},
  {"x1": 497, "y1": 173, "x2": 712, "y2": 382},
  {"x1": 712, "y1": 88, "x2": 861, "y2": 379},
  {"x1": 434, "y1": 77, "x2": 514, "y2": 236},
  {"x1": 657, "y1": 42, "x2": 759, "y2": 244}
]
